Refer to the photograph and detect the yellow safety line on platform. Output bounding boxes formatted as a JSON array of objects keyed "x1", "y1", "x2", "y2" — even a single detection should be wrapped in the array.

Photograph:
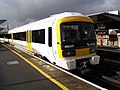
[{"x1": 2, "y1": 44, "x2": 69, "y2": 90}]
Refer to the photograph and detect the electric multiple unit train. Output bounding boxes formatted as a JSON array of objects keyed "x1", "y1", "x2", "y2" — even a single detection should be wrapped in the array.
[{"x1": 0, "y1": 12, "x2": 100, "y2": 72}]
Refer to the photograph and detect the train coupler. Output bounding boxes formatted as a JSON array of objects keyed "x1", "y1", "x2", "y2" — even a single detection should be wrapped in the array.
[{"x1": 77, "y1": 61, "x2": 91, "y2": 74}]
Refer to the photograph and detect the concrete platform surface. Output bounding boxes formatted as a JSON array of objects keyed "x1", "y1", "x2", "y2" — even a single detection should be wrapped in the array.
[{"x1": 0, "y1": 43, "x2": 105, "y2": 90}]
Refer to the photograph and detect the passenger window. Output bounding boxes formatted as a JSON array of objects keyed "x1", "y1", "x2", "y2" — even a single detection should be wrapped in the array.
[{"x1": 32, "y1": 29, "x2": 45, "y2": 44}]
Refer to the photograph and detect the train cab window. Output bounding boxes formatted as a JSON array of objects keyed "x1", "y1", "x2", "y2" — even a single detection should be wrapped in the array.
[
  {"x1": 32, "y1": 29, "x2": 45, "y2": 44},
  {"x1": 60, "y1": 23, "x2": 81, "y2": 42},
  {"x1": 60, "y1": 22, "x2": 95, "y2": 43},
  {"x1": 48, "y1": 27, "x2": 52, "y2": 47}
]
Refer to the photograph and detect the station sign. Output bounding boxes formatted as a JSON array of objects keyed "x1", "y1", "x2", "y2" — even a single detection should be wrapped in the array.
[{"x1": 95, "y1": 29, "x2": 108, "y2": 35}]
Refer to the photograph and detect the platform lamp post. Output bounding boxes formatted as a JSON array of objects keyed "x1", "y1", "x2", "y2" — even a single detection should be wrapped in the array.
[{"x1": 6, "y1": 24, "x2": 10, "y2": 30}]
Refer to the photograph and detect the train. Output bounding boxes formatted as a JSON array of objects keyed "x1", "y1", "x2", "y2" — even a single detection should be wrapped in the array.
[{"x1": 0, "y1": 12, "x2": 100, "y2": 73}]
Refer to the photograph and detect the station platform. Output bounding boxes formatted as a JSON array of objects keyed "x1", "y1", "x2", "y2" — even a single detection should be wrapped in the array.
[
  {"x1": 0, "y1": 43, "x2": 105, "y2": 90},
  {"x1": 97, "y1": 46, "x2": 120, "y2": 63},
  {"x1": 97, "y1": 45, "x2": 120, "y2": 54}
]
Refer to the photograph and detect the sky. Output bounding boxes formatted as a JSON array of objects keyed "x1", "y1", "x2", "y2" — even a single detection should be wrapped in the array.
[{"x1": 0, "y1": 0, "x2": 120, "y2": 29}]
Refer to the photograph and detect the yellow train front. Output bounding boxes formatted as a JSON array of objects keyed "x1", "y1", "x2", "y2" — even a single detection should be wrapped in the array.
[{"x1": 53, "y1": 13, "x2": 100, "y2": 73}]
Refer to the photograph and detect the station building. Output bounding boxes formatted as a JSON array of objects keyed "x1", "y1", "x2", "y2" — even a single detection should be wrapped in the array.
[{"x1": 88, "y1": 10, "x2": 120, "y2": 47}]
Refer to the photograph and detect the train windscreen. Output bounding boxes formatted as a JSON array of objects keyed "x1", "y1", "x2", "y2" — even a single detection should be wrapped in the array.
[{"x1": 60, "y1": 22, "x2": 96, "y2": 43}]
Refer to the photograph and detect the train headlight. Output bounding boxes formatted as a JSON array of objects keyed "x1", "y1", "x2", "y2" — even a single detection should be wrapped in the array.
[
  {"x1": 62, "y1": 50, "x2": 76, "y2": 57},
  {"x1": 89, "y1": 46, "x2": 96, "y2": 53},
  {"x1": 87, "y1": 43, "x2": 96, "y2": 53}
]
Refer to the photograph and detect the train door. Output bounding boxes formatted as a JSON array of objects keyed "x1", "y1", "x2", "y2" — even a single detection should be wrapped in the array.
[
  {"x1": 47, "y1": 27, "x2": 55, "y2": 63},
  {"x1": 3, "y1": 35, "x2": 5, "y2": 43},
  {"x1": 26, "y1": 30, "x2": 33, "y2": 52},
  {"x1": 11, "y1": 33, "x2": 14, "y2": 45}
]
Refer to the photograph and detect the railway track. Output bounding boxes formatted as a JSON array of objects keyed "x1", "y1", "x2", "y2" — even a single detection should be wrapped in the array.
[
  {"x1": 75, "y1": 59, "x2": 120, "y2": 90},
  {"x1": 85, "y1": 73, "x2": 120, "y2": 90},
  {"x1": 81, "y1": 48, "x2": 120, "y2": 90},
  {"x1": 69, "y1": 47, "x2": 120, "y2": 89}
]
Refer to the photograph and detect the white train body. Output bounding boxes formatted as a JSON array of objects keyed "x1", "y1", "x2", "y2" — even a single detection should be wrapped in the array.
[{"x1": 0, "y1": 12, "x2": 100, "y2": 70}]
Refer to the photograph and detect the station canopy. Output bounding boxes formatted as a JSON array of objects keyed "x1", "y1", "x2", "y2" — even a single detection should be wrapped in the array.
[
  {"x1": 88, "y1": 12, "x2": 120, "y2": 35},
  {"x1": 0, "y1": 27, "x2": 5, "y2": 31},
  {"x1": 0, "y1": 20, "x2": 7, "y2": 31},
  {"x1": 0, "y1": 20, "x2": 6, "y2": 25}
]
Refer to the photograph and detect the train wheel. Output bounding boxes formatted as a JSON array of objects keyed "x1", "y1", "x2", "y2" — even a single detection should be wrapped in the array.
[{"x1": 53, "y1": 62, "x2": 56, "y2": 65}]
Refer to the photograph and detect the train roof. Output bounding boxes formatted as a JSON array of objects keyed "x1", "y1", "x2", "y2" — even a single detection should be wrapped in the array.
[
  {"x1": 8, "y1": 12, "x2": 89, "y2": 33},
  {"x1": 50, "y1": 12, "x2": 85, "y2": 18}
]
